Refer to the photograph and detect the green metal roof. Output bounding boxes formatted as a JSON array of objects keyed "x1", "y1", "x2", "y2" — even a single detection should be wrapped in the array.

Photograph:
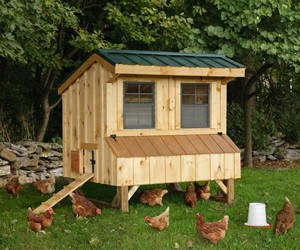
[{"x1": 95, "y1": 49, "x2": 245, "y2": 68}]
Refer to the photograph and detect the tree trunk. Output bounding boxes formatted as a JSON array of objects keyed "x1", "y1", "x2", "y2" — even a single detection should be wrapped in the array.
[
  {"x1": 243, "y1": 86, "x2": 255, "y2": 167},
  {"x1": 242, "y1": 64, "x2": 274, "y2": 167},
  {"x1": 36, "y1": 68, "x2": 61, "y2": 141},
  {"x1": 36, "y1": 96, "x2": 51, "y2": 142}
]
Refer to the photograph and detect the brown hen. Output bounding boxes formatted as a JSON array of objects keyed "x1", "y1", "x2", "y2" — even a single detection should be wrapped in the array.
[
  {"x1": 274, "y1": 197, "x2": 295, "y2": 235},
  {"x1": 196, "y1": 213, "x2": 229, "y2": 244},
  {"x1": 144, "y1": 207, "x2": 169, "y2": 231},
  {"x1": 194, "y1": 181, "x2": 210, "y2": 200},
  {"x1": 33, "y1": 175, "x2": 55, "y2": 194},
  {"x1": 184, "y1": 183, "x2": 197, "y2": 208},
  {"x1": 69, "y1": 193, "x2": 101, "y2": 218},
  {"x1": 5, "y1": 176, "x2": 22, "y2": 198},
  {"x1": 27, "y1": 207, "x2": 54, "y2": 234},
  {"x1": 140, "y1": 188, "x2": 168, "y2": 206}
]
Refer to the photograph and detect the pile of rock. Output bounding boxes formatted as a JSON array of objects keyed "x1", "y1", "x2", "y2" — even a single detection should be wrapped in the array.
[
  {"x1": 0, "y1": 141, "x2": 63, "y2": 186},
  {"x1": 246, "y1": 137, "x2": 300, "y2": 163}
]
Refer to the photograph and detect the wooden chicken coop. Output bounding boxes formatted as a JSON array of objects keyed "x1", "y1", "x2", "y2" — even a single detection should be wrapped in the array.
[{"x1": 56, "y1": 49, "x2": 245, "y2": 212}]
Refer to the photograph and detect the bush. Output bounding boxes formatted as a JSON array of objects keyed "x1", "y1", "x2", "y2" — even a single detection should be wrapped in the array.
[{"x1": 227, "y1": 102, "x2": 277, "y2": 150}]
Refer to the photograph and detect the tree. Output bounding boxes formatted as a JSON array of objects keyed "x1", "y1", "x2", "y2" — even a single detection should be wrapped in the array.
[
  {"x1": 0, "y1": 0, "x2": 109, "y2": 141},
  {"x1": 182, "y1": 0, "x2": 300, "y2": 167}
]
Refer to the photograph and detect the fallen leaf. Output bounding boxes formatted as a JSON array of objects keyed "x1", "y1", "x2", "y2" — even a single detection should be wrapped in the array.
[
  {"x1": 186, "y1": 240, "x2": 194, "y2": 248},
  {"x1": 89, "y1": 237, "x2": 99, "y2": 246}
]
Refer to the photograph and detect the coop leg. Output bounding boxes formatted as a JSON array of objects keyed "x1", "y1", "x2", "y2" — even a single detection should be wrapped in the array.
[
  {"x1": 114, "y1": 187, "x2": 129, "y2": 213},
  {"x1": 226, "y1": 179, "x2": 234, "y2": 205}
]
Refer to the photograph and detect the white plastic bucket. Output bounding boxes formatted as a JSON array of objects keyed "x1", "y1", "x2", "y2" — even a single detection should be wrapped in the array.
[{"x1": 245, "y1": 203, "x2": 269, "y2": 227}]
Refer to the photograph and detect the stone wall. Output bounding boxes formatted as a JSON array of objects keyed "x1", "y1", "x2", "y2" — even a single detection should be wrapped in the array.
[
  {"x1": 246, "y1": 137, "x2": 300, "y2": 163},
  {"x1": 0, "y1": 141, "x2": 63, "y2": 186}
]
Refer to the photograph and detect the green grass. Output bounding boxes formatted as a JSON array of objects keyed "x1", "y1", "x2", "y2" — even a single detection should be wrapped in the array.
[{"x1": 1, "y1": 165, "x2": 300, "y2": 250}]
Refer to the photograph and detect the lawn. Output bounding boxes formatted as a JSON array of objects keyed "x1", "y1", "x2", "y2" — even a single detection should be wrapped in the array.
[{"x1": 0, "y1": 164, "x2": 299, "y2": 250}]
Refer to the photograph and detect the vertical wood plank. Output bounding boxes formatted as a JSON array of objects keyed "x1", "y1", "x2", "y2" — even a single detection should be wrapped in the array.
[
  {"x1": 93, "y1": 63, "x2": 101, "y2": 183},
  {"x1": 166, "y1": 156, "x2": 181, "y2": 183},
  {"x1": 103, "y1": 140, "x2": 111, "y2": 185},
  {"x1": 117, "y1": 78, "x2": 123, "y2": 130},
  {"x1": 195, "y1": 154, "x2": 210, "y2": 180},
  {"x1": 210, "y1": 82, "x2": 218, "y2": 129},
  {"x1": 181, "y1": 155, "x2": 196, "y2": 182},
  {"x1": 62, "y1": 93, "x2": 70, "y2": 177},
  {"x1": 133, "y1": 157, "x2": 150, "y2": 185},
  {"x1": 234, "y1": 153, "x2": 241, "y2": 178},
  {"x1": 85, "y1": 66, "x2": 94, "y2": 143},
  {"x1": 149, "y1": 156, "x2": 166, "y2": 184},
  {"x1": 156, "y1": 78, "x2": 168, "y2": 130},
  {"x1": 211, "y1": 154, "x2": 224, "y2": 180},
  {"x1": 220, "y1": 83, "x2": 227, "y2": 133},
  {"x1": 99, "y1": 65, "x2": 107, "y2": 183},
  {"x1": 106, "y1": 81, "x2": 117, "y2": 135},
  {"x1": 168, "y1": 77, "x2": 176, "y2": 130},
  {"x1": 116, "y1": 158, "x2": 134, "y2": 186},
  {"x1": 79, "y1": 72, "x2": 86, "y2": 142},
  {"x1": 224, "y1": 153, "x2": 234, "y2": 179},
  {"x1": 175, "y1": 79, "x2": 181, "y2": 129}
]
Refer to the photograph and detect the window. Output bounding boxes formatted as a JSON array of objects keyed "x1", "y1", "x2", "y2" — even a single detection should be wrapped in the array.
[
  {"x1": 181, "y1": 84, "x2": 209, "y2": 128},
  {"x1": 124, "y1": 82, "x2": 155, "y2": 129}
]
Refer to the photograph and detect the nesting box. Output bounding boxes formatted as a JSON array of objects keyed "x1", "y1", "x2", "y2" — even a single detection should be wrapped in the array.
[{"x1": 58, "y1": 49, "x2": 245, "y2": 212}]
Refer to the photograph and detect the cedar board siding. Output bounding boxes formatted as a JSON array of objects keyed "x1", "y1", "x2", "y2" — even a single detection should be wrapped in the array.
[
  {"x1": 62, "y1": 61, "x2": 240, "y2": 186},
  {"x1": 62, "y1": 62, "x2": 113, "y2": 181},
  {"x1": 112, "y1": 153, "x2": 240, "y2": 186}
]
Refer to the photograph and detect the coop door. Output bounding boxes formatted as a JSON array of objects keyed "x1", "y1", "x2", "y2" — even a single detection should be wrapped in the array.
[
  {"x1": 71, "y1": 150, "x2": 80, "y2": 173},
  {"x1": 82, "y1": 150, "x2": 95, "y2": 174}
]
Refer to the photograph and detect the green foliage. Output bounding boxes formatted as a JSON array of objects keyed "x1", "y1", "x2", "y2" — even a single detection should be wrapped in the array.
[
  {"x1": 227, "y1": 102, "x2": 244, "y2": 148},
  {"x1": 227, "y1": 102, "x2": 277, "y2": 150},
  {"x1": 1, "y1": 166, "x2": 300, "y2": 249},
  {"x1": 0, "y1": 0, "x2": 80, "y2": 67},
  {"x1": 51, "y1": 135, "x2": 62, "y2": 145},
  {"x1": 186, "y1": 0, "x2": 300, "y2": 72},
  {"x1": 104, "y1": 0, "x2": 198, "y2": 51},
  {"x1": 258, "y1": 67, "x2": 300, "y2": 142}
]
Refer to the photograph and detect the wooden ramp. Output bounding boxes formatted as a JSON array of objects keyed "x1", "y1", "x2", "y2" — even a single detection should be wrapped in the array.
[{"x1": 33, "y1": 173, "x2": 94, "y2": 214}]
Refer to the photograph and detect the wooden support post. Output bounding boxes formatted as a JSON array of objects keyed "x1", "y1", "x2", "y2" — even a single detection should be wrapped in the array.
[
  {"x1": 119, "y1": 186, "x2": 129, "y2": 212},
  {"x1": 226, "y1": 179, "x2": 234, "y2": 205}
]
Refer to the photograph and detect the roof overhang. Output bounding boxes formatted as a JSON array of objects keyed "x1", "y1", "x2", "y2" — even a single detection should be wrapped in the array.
[{"x1": 58, "y1": 52, "x2": 245, "y2": 95}]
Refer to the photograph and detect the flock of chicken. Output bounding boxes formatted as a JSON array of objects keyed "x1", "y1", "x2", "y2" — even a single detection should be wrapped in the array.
[
  {"x1": 4, "y1": 176, "x2": 102, "y2": 234},
  {"x1": 4, "y1": 176, "x2": 296, "y2": 244}
]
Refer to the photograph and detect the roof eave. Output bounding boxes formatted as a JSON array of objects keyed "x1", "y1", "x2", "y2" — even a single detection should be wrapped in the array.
[
  {"x1": 58, "y1": 54, "x2": 115, "y2": 95},
  {"x1": 114, "y1": 64, "x2": 245, "y2": 78}
]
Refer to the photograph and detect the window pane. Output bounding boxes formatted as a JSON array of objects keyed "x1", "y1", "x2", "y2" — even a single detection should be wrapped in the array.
[
  {"x1": 139, "y1": 107, "x2": 153, "y2": 126},
  {"x1": 140, "y1": 84, "x2": 153, "y2": 93},
  {"x1": 140, "y1": 94, "x2": 153, "y2": 103},
  {"x1": 125, "y1": 94, "x2": 139, "y2": 103},
  {"x1": 125, "y1": 84, "x2": 138, "y2": 93},
  {"x1": 194, "y1": 106, "x2": 209, "y2": 127},
  {"x1": 182, "y1": 95, "x2": 195, "y2": 104},
  {"x1": 196, "y1": 96, "x2": 208, "y2": 104},
  {"x1": 182, "y1": 85, "x2": 194, "y2": 94},
  {"x1": 195, "y1": 86, "x2": 208, "y2": 95}
]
